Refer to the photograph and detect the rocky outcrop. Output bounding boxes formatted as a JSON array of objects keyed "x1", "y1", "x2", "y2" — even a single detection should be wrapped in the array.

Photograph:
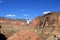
[
  {"x1": 0, "y1": 18, "x2": 27, "y2": 38},
  {"x1": 0, "y1": 18, "x2": 27, "y2": 26},
  {"x1": 31, "y1": 12, "x2": 60, "y2": 27}
]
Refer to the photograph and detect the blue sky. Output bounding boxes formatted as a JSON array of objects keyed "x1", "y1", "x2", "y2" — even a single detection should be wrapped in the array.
[{"x1": 0, "y1": 0, "x2": 60, "y2": 20}]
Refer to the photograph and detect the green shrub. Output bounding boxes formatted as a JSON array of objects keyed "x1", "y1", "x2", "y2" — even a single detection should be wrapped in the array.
[{"x1": 58, "y1": 38, "x2": 60, "y2": 40}]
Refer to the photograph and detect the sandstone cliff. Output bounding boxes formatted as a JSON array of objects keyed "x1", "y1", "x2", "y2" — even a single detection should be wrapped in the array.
[{"x1": 31, "y1": 12, "x2": 60, "y2": 27}]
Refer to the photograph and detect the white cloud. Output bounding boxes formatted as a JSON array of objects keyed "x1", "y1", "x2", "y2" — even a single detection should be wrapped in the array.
[
  {"x1": 6, "y1": 14, "x2": 16, "y2": 17},
  {"x1": 23, "y1": 14, "x2": 30, "y2": 17},
  {"x1": 43, "y1": 11, "x2": 51, "y2": 14}
]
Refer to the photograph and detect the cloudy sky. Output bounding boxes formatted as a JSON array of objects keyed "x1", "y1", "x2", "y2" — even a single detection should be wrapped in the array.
[{"x1": 0, "y1": 0, "x2": 60, "y2": 20}]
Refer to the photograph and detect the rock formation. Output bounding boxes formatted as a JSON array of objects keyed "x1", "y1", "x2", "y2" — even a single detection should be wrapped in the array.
[
  {"x1": 0, "y1": 12, "x2": 60, "y2": 40},
  {"x1": 31, "y1": 12, "x2": 60, "y2": 27},
  {"x1": 0, "y1": 18, "x2": 27, "y2": 38}
]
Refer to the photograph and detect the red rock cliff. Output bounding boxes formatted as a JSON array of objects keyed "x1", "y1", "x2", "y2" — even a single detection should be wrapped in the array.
[{"x1": 31, "y1": 12, "x2": 60, "y2": 27}]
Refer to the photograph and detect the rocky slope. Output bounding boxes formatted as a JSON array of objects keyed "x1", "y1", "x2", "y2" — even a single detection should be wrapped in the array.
[
  {"x1": 31, "y1": 12, "x2": 60, "y2": 27},
  {"x1": 0, "y1": 12, "x2": 60, "y2": 40},
  {"x1": 0, "y1": 18, "x2": 27, "y2": 38},
  {"x1": 31, "y1": 12, "x2": 60, "y2": 40},
  {"x1": 7, "y1": 30, "x2": 43, "y2": 40}
]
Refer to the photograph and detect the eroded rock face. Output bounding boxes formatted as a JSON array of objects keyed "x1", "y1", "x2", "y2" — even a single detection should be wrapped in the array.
[
  {"x1": 7, "y1": 30, "x2": 43, "y2": 40},
  {"x1": 31, "y1": 12, "x2": 60, "y2": 27},
  {"x1": 0, "y1": 18, "x2": 27, "y2": 38},
  {"x1": 52, "y1": 26, "x2": 60, "y2": 38},
  {"x1": 58, "y1": 16, "x2": 60, "y2": 25},
  {"x1": 31, "y1": 16, "x2": 43, "y2": 27},
  {"x1": 0, "y1": 19, "x2": 26, "y2": 26}
]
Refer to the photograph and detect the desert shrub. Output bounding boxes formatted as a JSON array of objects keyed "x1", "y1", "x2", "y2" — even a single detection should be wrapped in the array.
[{"x1": 58, "y1": 38, "x2": 60, "y2": 40}]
